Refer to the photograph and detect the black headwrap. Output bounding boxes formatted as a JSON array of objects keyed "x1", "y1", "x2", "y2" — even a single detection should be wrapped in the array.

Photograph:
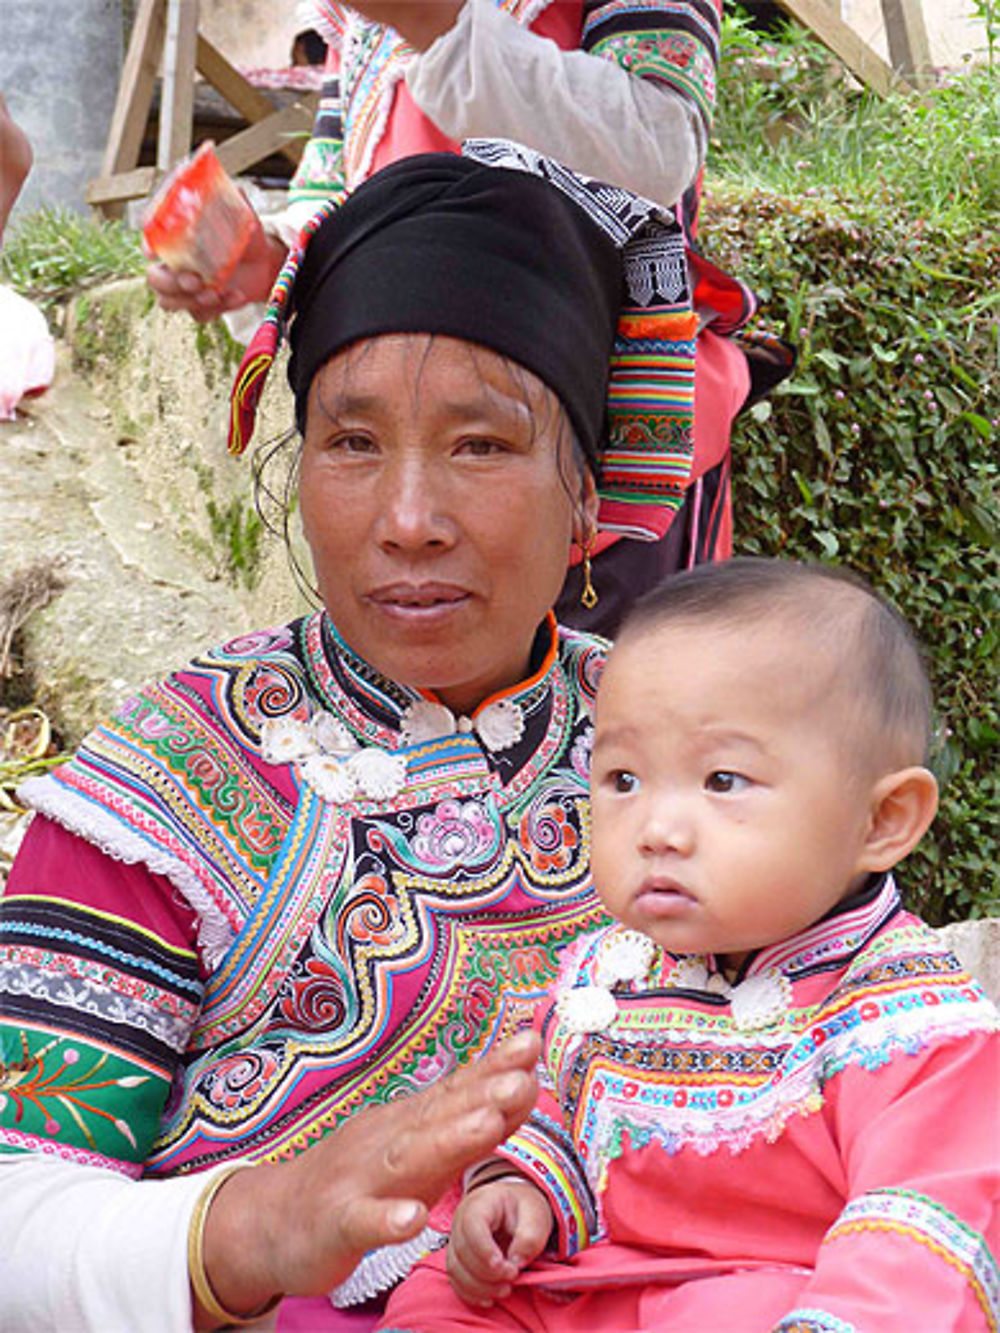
[{"x1": 286, "y1": 153, "x2": 623, "y2": 470}]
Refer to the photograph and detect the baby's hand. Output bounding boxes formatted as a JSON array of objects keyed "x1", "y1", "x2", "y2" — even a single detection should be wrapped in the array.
[{"x1": 446, "y1": 1176, "x2": 553, "y2": 1308}]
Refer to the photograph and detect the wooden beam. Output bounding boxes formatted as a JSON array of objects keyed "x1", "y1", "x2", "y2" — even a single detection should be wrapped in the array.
[
  {"x1": 771, "y1": 0, "x2": 901, "y2": 97},
  {"x1": 196, "y1": 35, "x2": 303, "y2": 166},
  {"x1": 158, "y1": 0, "x2": 198, "y2": 169},
  {"x1": 97, "y1": 0, "x2": 165, "y2": 215},
  {"x1": 214, "y1": 95, "x2": 318, "y2": 176},
  {"x1": 880, "y1": 0, "x2": 934, "y2": 87},
  {"x1": 86, "y1": 166, "x2": 161, "y2": 207},
  {"x1": 196, "y1": 35, "x2": 276, "y2": 124}
]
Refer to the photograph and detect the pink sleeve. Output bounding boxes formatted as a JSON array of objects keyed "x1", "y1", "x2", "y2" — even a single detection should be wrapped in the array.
[
  {"x1": 494, "y1": 994, "x2": 599, "y2": 1257},
  {"x1": 773, "y1": 1033, "x2": 1000, "y2": 1332},
  {"x1": 1, "y1": 816, "x2": 204, "y2": 1175},
  {"x1": 5, "y1": 813, "x2": 202, "y2": 954}
]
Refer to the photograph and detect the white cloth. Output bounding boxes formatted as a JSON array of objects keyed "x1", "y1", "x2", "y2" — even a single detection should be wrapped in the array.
[
  {"x1": 407, "y1": 0, "x2": 705, "y2": 210},
  {"x1": 0, "y1": 1155, "x2": 276, "y2": 1332},
  {"x1": 0, "y1": 285, "x2": 54, "y2": 419}
]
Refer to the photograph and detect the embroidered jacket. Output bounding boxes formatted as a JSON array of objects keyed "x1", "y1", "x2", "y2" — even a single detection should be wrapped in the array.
[
  {"x1": 0, "y1": 614, "x2": 608, "y2": 1299},
  {"x1": 491, "y1": 878, "x2": 1000, "y2": 1331}
]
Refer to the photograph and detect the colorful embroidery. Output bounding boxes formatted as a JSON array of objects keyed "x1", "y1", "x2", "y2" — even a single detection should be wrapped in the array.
[
  {"x1": 13, "y1": 616, "x2": 607, "y2": 1185},
  {"x1": 502, "y1": 1109, "x2": 598, "y2": 1255},
  {"x1": 827, "y1": 1190, "x2": 1000, "y2": 1330},
  {"x1": 287, "y1": 75, "x2": 348, "y2": 211},
  {"x1": 774, "y1": 1313, "x2": 857, "y2": 1333},
  {"x1": 0, "y1": 896, "x2": 202, "y2": 1172},
  {"x1": 501, "y1": 881, "x2": 998, "y2": 1248}
]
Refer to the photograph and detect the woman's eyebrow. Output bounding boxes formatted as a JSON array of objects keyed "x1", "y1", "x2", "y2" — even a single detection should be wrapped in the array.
[
  {"x1": 314, "y1": 386, "x2": 383, "y2": 419},
  {"x1": 317, "y1": 386, "x2": 535, "y2": 429}
]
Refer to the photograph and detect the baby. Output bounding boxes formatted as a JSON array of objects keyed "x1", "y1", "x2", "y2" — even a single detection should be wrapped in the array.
[{"x1": 380, "y1": 558, "x2": 999, "y2": 1332}]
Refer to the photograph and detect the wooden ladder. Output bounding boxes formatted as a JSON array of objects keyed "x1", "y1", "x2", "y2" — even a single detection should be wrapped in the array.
[
  {"x1": 772, "y1": 0, "x2": 933, "y2": 97},
  {"x1": 88, "y1": 0, "x2": 319, "y2": 218}
]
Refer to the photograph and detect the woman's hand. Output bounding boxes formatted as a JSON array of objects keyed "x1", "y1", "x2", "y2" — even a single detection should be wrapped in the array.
[
  {"x1": 197, "y1": 1030, "x2": 540, "y2": 1325},
  {"x1": 446, "y1": 1174, "x2": 553, "y2": 1307},
  {"x1": 145, "y1": 215, "x2": 286, "y2": 321}
]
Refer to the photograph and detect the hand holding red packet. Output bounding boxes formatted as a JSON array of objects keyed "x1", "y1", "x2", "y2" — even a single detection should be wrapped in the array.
[{"x1": 143, "y1": 142, "x2": 256, "y2": 290}]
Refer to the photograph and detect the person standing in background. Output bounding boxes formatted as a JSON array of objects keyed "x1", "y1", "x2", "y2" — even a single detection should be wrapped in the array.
[{"x1": 149, "y1": 1, "x2": 772, "y2": 633}]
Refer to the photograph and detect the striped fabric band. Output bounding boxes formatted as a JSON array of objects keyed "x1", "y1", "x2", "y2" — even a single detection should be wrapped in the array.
[{"x1": 827, "y1": 1190, "x2": 1000, "y2": 1331}]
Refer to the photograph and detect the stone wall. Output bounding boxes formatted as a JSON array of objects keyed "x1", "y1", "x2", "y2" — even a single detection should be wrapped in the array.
[
  {"x1": 0, "y1": 0, "x2": 123, "y2": 222},
  {"x1": 6, "y1": 279, "x2": 308, "y2": 747}
]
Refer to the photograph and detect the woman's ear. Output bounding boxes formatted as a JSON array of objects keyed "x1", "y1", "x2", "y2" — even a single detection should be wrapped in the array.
[
  {"x1": 856, "y1": 767, "x2": 939, "y2": 874},
  {"x1": 573, "y1": 468, "x2": 600, "y2": 545}
]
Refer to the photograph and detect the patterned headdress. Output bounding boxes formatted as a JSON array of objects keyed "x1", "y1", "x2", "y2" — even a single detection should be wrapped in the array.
[{"x1": 229, "y1": 141, "x2": 697, "y2": 541}]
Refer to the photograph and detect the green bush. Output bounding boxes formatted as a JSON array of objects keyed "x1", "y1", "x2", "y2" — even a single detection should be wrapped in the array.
[{"x1": 706, "y1": 25, "x2": 998, "y2": 925}]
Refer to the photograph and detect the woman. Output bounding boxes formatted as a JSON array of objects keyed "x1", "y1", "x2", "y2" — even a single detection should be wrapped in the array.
[{"x1": 0, "y1": 151, "x2": 680, "y2": 1329}]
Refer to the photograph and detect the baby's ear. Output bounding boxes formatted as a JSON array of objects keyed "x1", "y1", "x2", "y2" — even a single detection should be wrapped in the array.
[{"x1": 856, "y1": 767, "x2": 939, "y2": 873}]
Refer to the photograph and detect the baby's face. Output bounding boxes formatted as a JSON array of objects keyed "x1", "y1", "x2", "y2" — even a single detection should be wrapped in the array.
[{"x1": 589, "y1": 620, "x2": 877, "y2": 967}]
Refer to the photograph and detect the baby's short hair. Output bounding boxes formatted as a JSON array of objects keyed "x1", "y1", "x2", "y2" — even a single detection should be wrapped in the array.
[{"x1": 617, "y1": 558, "x2": 933, "y2": 769}]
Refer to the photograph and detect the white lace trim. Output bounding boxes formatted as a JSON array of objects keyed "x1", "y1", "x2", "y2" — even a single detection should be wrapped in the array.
[
  {"x1": 343, "y1": 19, "x2": 413, "y2": 189},
  {"x1": 578, "y1": 1000, "x2": 998, "y2": 1176},
  {"x1": 17, "y1": 775, "x2": 235, "y2": 970},
  {"x1": 329, "y1": 1225, "x2": 446, "y2": 1306}
]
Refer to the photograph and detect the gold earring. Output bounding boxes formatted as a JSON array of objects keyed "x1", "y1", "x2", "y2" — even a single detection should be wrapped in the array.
[{"x1": 580, "y1": 533, "x2": 598, "y2": 610}]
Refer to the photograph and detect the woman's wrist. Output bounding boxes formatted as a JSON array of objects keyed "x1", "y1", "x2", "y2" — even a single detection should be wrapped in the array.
[{"x1": 193, "y1": 1162, "x2": 284, "y2": 1329}]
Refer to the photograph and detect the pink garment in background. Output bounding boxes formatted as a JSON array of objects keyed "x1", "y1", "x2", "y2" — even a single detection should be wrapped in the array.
[{"x1": 368, "y1": 2, "x2": 582, "y2": 177}]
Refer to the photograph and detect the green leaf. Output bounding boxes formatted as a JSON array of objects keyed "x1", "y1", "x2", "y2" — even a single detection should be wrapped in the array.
[
  {"x1": 814, "y1": 348, "x2": 846, "y2": 371},
  {"x1": 814, "y1": 530, "x2": 840, "y2": 558},
  {"x1": 960, "y1": 412, "x2": 993, "y2": 440}
]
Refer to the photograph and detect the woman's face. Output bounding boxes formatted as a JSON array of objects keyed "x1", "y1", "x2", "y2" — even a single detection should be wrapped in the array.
[{"x1": 300, "y1": 334, "x2": 597, "y2": 715}]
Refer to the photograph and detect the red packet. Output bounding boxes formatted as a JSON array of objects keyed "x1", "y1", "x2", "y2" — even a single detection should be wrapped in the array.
[{"x1": 143, "y1": 142, "x2": 256, "y2": 289}]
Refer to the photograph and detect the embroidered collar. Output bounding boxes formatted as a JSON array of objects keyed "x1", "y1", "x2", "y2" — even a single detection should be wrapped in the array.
[
  {"x1": 259, "y1": 611, "x2": 570, "y2": 803},
  {"x1": 557, "y1": 878, "x2": 901, "y2": 1037},
  {"x1": 738, "y1": 873, "x2": 899, "y2": 981},
  {"x1": 557, "y1": 928, "x2": 792, "y2": 1036}
]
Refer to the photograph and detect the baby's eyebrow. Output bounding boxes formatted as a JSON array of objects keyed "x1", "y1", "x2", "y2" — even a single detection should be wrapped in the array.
[
  {"x1": 689, "y1": 729, "x2": 771, "y2": 762},
  {"x1": 591, "y1": 725, "x2": 639, "y2": 753}
]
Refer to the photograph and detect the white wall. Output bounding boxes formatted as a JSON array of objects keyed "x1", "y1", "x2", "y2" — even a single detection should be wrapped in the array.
[
  {"x1": 842, "y1": 0, "x2": 989, "y2": 69},
  {"x1": 200, "y1": 0, "x2": 302, "y2": 70}
]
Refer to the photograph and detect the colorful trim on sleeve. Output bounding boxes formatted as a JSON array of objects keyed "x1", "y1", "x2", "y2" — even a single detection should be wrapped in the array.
[
  {"x1": 499, "y1": 1107, "x2": 599, "y2": 1257},
  {"x1": 826, "y1": 1189, "x2": 1000, "y2": 1332},
  {"x1": 287, "y1": 75, "x2": 348, "y2": 213},
  {"x1": 582, "y1": 0, "x2": 721, "y2": 131},
  {"x1": 0, "y1": 895, "x2": 202, "y2": 1174}
]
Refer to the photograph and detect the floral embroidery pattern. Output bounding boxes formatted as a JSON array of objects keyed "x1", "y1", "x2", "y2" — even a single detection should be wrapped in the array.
[
  {"x1": 0, "y1": 1033, "x2": 148, "y2": 1152},
  {"x1": 413, "y1": 799, "x2": 497, "y2": 869},
  {"x1": 202, "y1": 1049, "x2": 281, "y2": 1112},
  {"x1": 520, "y1": 802, "x2": 579, "y2": 874},
  {"x1": 279, "y1": 958, "x2": 348, "y2": 1031}
]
